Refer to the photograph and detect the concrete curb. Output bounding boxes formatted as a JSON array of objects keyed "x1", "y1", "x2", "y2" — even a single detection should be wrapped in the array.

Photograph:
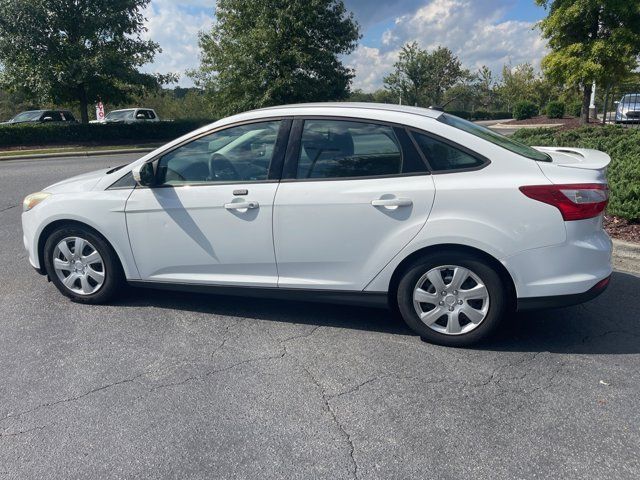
[
  {"x1": 612, "y1": 239, "x2": 640, "y2": 275},
  {"x1": 0, "y1": 147, "x2": 156, "y2": 162}
]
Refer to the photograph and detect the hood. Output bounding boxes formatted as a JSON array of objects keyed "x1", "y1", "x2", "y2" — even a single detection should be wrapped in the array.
[{"x1": 45, "y1": 168, "x2": 110, "y2": 193}]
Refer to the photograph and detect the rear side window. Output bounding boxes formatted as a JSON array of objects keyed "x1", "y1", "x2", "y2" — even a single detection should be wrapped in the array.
[
  {"x1": 412, "y1": 132, "x2": 485, "y2": 172},
  {"x1": 439, "y1": 113, "x2": 550, "y2": 162},
  {"x1": 296, "y1": 120, "x2": 402, "y2": 179}
]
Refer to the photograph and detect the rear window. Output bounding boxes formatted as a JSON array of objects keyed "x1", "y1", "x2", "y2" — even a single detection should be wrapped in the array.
[{"x1": 438, "y1": 113, "x2": 551, "y2": 162}]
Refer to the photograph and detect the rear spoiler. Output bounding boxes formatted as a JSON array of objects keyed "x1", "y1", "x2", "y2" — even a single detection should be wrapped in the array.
[{"x1": 532, "y1": 147, "x2": 611, "y2": 170}]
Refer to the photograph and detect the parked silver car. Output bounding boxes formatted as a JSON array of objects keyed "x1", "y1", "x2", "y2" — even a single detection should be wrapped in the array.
[
  {"x1": 615, "y1": 93, "x2": 640, "y2": 123},
  {"x1": 91, "y1": 108, "x2": 159, "y2": 124}
]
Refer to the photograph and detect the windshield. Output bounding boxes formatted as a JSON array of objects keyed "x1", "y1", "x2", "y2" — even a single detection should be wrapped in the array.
[
  {"x1": 105, "y1": 110, "x2": 135, "y2": 121},
  {"x1": 11, "y1": 111, "x2": 43, "y2": 123},
  {"x1": 621, "y1": 94, "x2": 640, "y2": 103},
  {"x1": 438, "y1": 113, "x2": 551, "y2": 162}
]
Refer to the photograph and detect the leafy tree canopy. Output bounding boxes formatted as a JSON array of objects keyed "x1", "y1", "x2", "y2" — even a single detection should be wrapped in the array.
[
  {"x1": 383, "y1": 42, "x2": 468, "y2": 108},
  {"x1": 0, "y1": 0, "x2": 164, "y2": 123},
  {"x1": 191, "y1": 0, "x2": 360, "y2": 116},
  {"x1": 536, "y1": 0, "x2": 640, "y2": 123}
]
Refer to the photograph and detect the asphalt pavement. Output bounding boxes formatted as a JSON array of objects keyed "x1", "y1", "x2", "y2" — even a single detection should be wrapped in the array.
[{"x1": 1, "y1": 154, "x2": 639, "y2": 479}]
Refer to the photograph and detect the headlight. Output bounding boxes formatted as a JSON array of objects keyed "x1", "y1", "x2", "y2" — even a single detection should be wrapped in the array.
[{"x1": 23, "y1": 192, "x2": 51, "y2": 212}]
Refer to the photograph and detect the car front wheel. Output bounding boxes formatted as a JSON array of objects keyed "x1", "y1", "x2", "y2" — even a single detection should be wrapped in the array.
[
  {"x1": 43, "y1": 226, "x2": 123, "y2": 303},
  {"x1": 396, "y1": 252, "x2": 507, "y2": 347}
]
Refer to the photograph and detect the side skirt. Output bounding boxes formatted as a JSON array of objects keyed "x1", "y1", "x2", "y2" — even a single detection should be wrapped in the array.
[{"x1": 127, "y1": 280, "x2": 390, "y2": 309}]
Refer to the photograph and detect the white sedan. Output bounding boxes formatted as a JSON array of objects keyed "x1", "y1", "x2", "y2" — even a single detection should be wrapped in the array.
[{"x1": 22, "y1": 103, "x2": 612, "y2": 346}]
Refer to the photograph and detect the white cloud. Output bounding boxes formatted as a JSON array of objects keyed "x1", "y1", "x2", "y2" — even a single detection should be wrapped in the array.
[
  {"x1": 141, "y1": 0, "x2": 214, "y2": 86},
  {"x1": 348, "y1": 0, "x2": 548, "y2": 91}
]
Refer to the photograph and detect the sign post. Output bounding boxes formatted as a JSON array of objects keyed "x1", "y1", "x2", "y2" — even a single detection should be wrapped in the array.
[{"x1": 95, "y1": 101, "x2": 105, "y2": 122}]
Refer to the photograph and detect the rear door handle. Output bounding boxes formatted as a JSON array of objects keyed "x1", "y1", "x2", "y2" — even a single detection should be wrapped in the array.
[
  {"x1": 224, "y1": 201, "x2": 259, "y2": 210},
  {"x1": 371, "y1": 198, "x2": 413, "y2": 208}
]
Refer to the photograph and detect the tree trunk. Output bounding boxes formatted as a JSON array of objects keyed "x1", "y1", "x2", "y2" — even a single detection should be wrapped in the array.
[
  {"x1": 580, "y1": 83, "x2": 592, "y2": 125},
  {"x1": 78, "y1": 85, "x2": 89, "y2": 124}
]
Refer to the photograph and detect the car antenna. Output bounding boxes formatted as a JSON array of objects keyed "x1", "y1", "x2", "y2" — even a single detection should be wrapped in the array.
[{"x1": 429, "y1": 95, "x2": 460, "y2": 112}]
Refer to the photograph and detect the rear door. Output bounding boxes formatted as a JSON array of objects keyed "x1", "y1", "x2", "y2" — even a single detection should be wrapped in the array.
[{"x1": 273, "y1": 117, "x2": 436, "y2": 291}]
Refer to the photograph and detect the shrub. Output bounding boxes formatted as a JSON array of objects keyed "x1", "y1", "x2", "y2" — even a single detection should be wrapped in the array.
[
  {"x1": 568, "y1": 101, "x2": 582, "y2": 117},
  {"x1": 546, "y1": 101, "x2": 565, "y2": 119},
  {"x1": 513, "y1": 126, "x2": 640, "y2": 221},
  {"x1": 0, "y1": 119, "x2": 216, "y2": 148},
  {"x1": 513, "y1": 101, "x2": 538, "y2": 120}
]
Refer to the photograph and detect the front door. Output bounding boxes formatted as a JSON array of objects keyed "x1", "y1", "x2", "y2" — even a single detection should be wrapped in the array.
[
  {"x1": 273, "y1": 118, "x2": 436, "y2": 291},
  {"x1": 126, "y1": 119, "x2": 288, "y2": 286}
]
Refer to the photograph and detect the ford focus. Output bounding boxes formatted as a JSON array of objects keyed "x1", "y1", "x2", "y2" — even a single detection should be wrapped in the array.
[{"x1": 22, "y1": 103, "x2": 612, "y2": 346}]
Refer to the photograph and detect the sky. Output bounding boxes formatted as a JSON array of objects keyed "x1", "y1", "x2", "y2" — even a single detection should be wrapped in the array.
[{"x1": 142, "y1": 0, "x2": 548, "y2": 91}]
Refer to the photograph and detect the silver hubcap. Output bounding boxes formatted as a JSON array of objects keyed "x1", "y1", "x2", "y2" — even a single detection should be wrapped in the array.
[
  {"x1": 52, "y1": 237, "x2": 105, "y2": 295},
  {"x1": 413, "y1": 265, "x2": 490, "y2": 336}
]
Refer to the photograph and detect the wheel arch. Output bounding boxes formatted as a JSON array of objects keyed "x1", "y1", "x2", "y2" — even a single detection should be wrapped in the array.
[
  {"x1": 37, "y1": 219, "x2": 127, "y2": 277},
  {"x1": 387, "y1": 243, "x2": 517, "y2": 311}
]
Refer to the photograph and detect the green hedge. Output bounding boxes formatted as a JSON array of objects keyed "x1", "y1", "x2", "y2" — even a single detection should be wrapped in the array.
[
  {"x1": 445, "y1": 110, "x2": 512, "y2": 121},
  {"x1": 0, "y1": 119, "x2": 216, "y2": 148},
  {"x1": 513, "y1": 126, "x2": 640, "y2": 221}
]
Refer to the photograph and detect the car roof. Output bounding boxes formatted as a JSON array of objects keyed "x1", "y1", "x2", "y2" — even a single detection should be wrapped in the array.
[{"x1": 254, "y1": 102, "x2": 444, "y2": 119}]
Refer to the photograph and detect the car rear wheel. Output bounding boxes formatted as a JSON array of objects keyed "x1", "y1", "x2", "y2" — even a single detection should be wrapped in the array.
[
  {"x1": 396, "y1": 252, "x2": 507, "y2": 347},
  {"x1": 43, "y1": 226, "x2": 123, "y2": 304}
]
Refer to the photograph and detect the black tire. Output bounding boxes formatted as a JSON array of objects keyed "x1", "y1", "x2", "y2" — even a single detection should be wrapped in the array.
[
  {"x1": 43, "y1": 225, "x2": 123, "y2": 304},
  {"x1": 396, "y1": 251, "x2": 507, "y2": 347}
]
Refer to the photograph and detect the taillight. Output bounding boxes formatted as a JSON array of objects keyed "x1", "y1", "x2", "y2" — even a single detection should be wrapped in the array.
[{"x1": 519, "y1": 183, "x2": 609, "y2": 221}]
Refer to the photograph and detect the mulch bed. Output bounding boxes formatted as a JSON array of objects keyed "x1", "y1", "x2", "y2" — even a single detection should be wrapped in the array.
[
  {"x1": 503, "y1": 115, "x2": 596, "y2": 131},
  {"x1": 605, "y1": 216, "x2": 640, "y2": 244}
]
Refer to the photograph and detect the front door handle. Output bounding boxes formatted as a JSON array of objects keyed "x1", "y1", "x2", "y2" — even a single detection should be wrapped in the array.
[
  {"x1": 224, "y1": 200, "x2": 259, "y2": 210},
  {"x1": 371, "y1": 197, "x2": 413, "y2": 208}
]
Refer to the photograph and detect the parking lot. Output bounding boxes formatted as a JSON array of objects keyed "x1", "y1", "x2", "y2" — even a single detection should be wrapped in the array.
[{"x1": 1, "y1": 154, "x2": 639, "y2": 479}]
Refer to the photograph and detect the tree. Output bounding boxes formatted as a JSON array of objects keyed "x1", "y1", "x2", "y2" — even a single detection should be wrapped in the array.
[
  {"x1": 496, "y1": 63, "x2": 538, "y2": 111},
  {"x1": 0, "y1": 0, "x2": 162, "y2": 123},
  {"x1": 191, "y1": 0, "x2": 360, "y2": 116},
  {"x1": 383, "y1": 43, "x2": 467, "y2": 107},
  {"x1": 536, "y1": 0, "x2": 640, "y2": 124}
]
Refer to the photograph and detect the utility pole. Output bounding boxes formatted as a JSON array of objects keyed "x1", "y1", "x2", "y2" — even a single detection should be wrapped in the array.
[{"x1": 589, "y1": 81, "x2": 597, "y2": 121}]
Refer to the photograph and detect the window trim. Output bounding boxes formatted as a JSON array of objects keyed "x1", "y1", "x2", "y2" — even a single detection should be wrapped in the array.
[
  {"x1": 281, "y1": 115, "x2": 431, "y2": 183},
  {"x1": 138, "y1": 116, "x2": 293, "y2": 189},
  {"x1": 407, "y1": 127, "x2": 491, "y2": 174}
]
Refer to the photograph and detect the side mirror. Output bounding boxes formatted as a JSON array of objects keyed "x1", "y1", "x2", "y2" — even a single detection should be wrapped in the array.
[
  {"x1": 132, "y1": 162, "x2": 156, "y2": 187},
  {"x1": 42, "y1": 116, "x2": 53, "y2": 122},
  {"x1": 136, "y1": 113, "x2": 146, "y2": 119}
]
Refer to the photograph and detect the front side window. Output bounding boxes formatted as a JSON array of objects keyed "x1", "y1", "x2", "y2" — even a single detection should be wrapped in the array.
[
  {"x1": 412, "y1": 132, "x2": 484, "y2": 172},
  {"x1": 296, "y1": 120, "x2": 402, "y2": 179},
  {"x1": 439, "y1": 113, "x2": 551, "y2": 162},
  {"x1": 156, "y1": 120, "x2": 281, "y2": 185}
]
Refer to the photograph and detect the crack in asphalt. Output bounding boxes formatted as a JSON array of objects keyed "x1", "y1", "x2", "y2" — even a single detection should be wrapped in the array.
[
  {"x1": 298, "y1": 363, "x2": 360, "y2": 480},
  {"x1": 0, "y1": 205, "x2": 17, "y2": 213},
  {"x1": 0, "y1": 425, "x2": 47, "y2": 438},
  {"x1": 0, "y1": 370, "x2": 152, "y2": 426}
]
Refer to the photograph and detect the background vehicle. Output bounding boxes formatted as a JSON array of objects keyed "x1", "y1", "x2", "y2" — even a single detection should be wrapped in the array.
[
  {"x1": 21, "y1": 103, "x2": 612, "y2": 347},
  {"x1": 1, "y1": 109, "x2": 77, "y2": 125},
  {"x1": 90, "y1": 108, "x2": 160, "y2": 124},
  {"x1": 614, "y1": 93, "x2": 640, "y2": 123}
]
